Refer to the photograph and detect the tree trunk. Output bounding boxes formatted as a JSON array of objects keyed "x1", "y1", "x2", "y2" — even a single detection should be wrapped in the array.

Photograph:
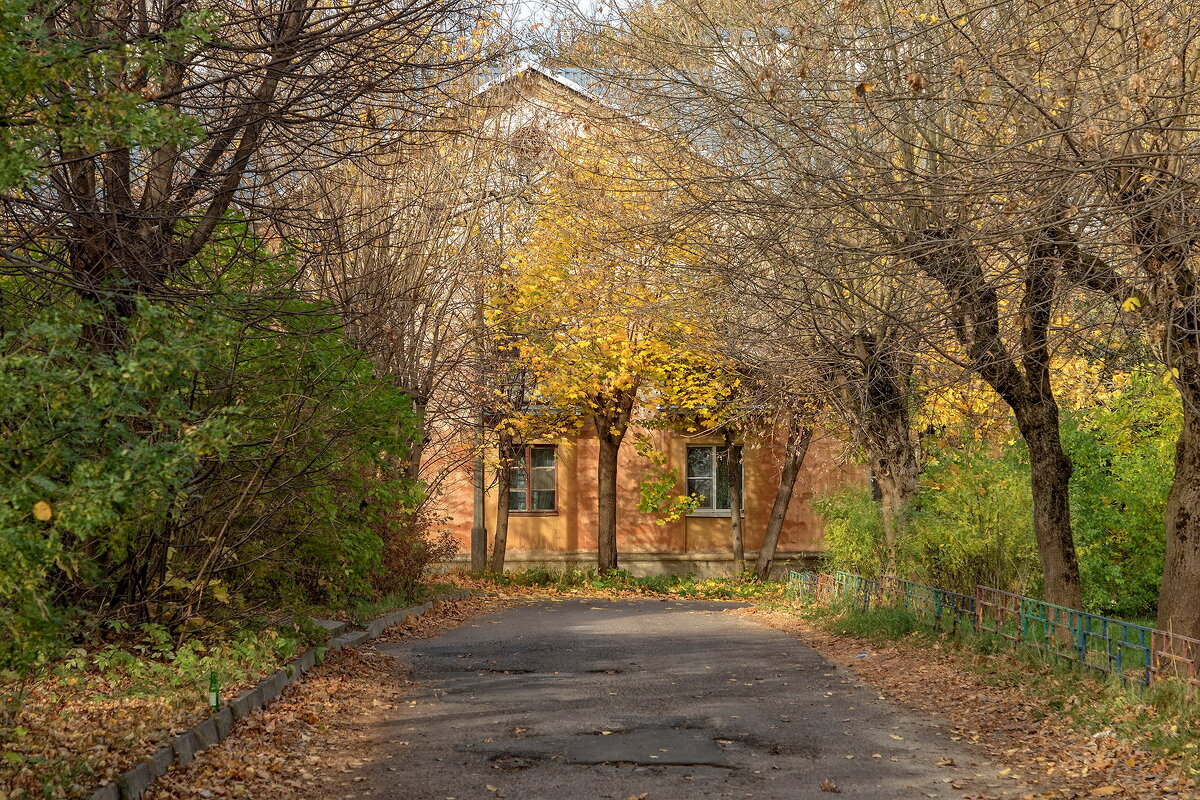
[
  {"x1": 597, "y1": 433, "x2": 621, "y2": 574},
  {"x1": 866, "y1": 443, "x2": 919, "y2": 574},
  {"x1": 725, "y1": 429, "x2": 745, "y2": 575},
  {"x1": 490, "y1": 435, "x2": 514, "y2": 574},
  {"x1": 470, "y1": 417, "x2": 488, "y2": 574},
  {"x1": 593, "y1": 388, "x2": 635, "y2": 575},
  {"x1": 755, "y1": 425, "x2": 812, "y2": 581},
  {"x1": 915, "y1": 230, "x2": 1082, "y2": 610},
  {"x1": 1012, "y1": 399, "x2": 1082, "y2": 611},
  {"x1": 1158, "y1": 365, "x2": 1200, "y2": 640},
  {"x1": 402, "y1": 398, "x2": 428, "y2": 484},
  {"x1": 846, "y1": 330, "x2": 919, "y2": 573}
]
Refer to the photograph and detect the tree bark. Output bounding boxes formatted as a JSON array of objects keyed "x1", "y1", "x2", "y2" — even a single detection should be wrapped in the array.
[
  {"x1": 1015, "y1": 404, "x2": 1080, "y2": 609},
  {"x1": 915, "y1": 230, "x2": 1082, "y2": 610},
  {"x1": 755, "y1": 425, "x2": 812, "y2": 581},
  {"x1": 871, "y1": 452, "x2": 919, "y2": 573},
  {"x1": 843, "y1": 330, "x2": 919, "y2": 572},
  {"x1": 403, "y1": 398, "x2": 428, "y2": 484},
  {"x1": 594, "y1": 387, "x2": 636, "y2": 575},
  {"x1": 725, "y1": 429, "x2": 745, "y2": 575},
  {"x1": 1120, "y1": 189, "x2": 1200, "y2": 641},
  {"x1": 597, "y1": 433, "x2": 621, "y2": 573},
  {"x1": 490, "y1": 435, "x2": 514, "y2": 574},
  {"x1": 1158, "y1": 355, "x2": 1200, "y2": 640},
  {"x1": 470, "y1": 418, "x2": 488, "y2": 574}
]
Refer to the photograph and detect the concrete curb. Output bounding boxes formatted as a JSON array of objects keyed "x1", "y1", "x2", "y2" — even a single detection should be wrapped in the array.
[{"x1": 89, "y1": 588, "x2": 474, "y2": 800}]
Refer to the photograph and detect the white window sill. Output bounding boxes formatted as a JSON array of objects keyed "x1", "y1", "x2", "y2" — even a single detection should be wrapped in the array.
[{"x1": 685, "y1": 510, "x2": 745, "y2": 518}]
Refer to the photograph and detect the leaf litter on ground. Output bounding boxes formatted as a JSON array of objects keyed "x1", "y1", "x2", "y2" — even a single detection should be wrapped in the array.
[
  {"x1": 744, "y1": 606, "x2": 1199, "y2": 800},
  {"x1": 142, "y1": 597, "x2": 503, "y2": 800}
]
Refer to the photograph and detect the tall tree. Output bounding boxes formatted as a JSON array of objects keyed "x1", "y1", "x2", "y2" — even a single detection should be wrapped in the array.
[
  {"x1": 569, "y1": 0, "x2": 1095, "y2": 608},
  {"x1": 754, "y1": 416, "x2": 814, "y2": 581},
  {"x1": 494, "y1": 141, "x2": 733, "y2": 572},
  {"x1": 1, "y1": 0, "x2": 490, "y2": 350}
]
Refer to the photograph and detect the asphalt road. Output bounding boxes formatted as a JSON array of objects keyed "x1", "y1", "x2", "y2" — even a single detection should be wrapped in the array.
[{"x1": 348, "y1": 599, "x2": 1027, "y2": 799}]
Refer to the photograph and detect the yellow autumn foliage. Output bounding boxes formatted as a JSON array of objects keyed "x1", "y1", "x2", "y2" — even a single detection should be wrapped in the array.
[{"x1": 490, "y1": 139, "x2": 737, "y2": 435}]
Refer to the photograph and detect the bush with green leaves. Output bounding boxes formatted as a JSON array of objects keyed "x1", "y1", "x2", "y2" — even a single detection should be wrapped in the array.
[
  {"x1": 1063, "y1": 371, "x2": 1176, "y2": 619},
  {"x1": 0, "y1": 285, "x2": 434, "y2": 676},
  {"x1": 0, "y1": 302, "x2": 240, "y2": 675},
  {"x1": 815, "y1": 371, "x2": 1178, "y2": 616},
  {"x1": 813, "y1": 433, "x2": 1040, "y2": 596},
  {"x1": 810, "y1": 487, "x2": 889, "y2": 578},
  {"x1": 910, "y1": 437, "x2": 1040, "y2": 595}
]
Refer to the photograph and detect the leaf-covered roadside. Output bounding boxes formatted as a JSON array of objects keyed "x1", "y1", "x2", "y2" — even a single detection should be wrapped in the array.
[
  {"x1": 745, "y1": 606, "x2": 1199, "y2": 799},
  {"x1": 0, "y1": 586, "x2": 465, "y2": 799},
  {"x1": 0, "y1": 624, "x2": 314, "y2": 799},
  {"x1": 142, "y1": 597, "x2": 501, "y2": 800}
]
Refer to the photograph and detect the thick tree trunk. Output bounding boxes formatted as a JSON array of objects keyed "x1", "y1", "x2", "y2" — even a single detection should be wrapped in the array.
[
  {"x1": 915, "y1": 230, "x2": 1082, "y2": 610},
  {"x1": 490, "y1": 434, "x2": 513, "y2": 574},
  {"x1": 866, "y1": 441, "x2": 919, "y2": 573},
  {"x1": 846, "y1": 330, "x2": 919, "y2": 572},
  {"x1": 1013, "y1": 403, "x2": 1082, "y2": 610},
  {"x1": 597, "y1": 434, "x2": 621, "y2": 574},
  {"x1": 1115, "y1": 183, "x2": 1200, "y2": 641},
  {"x1": 755, "y1": 426, "x2": 812, "y2": 581},
  {"x1": 725, "y1": 429, "x2": 745, "y2": 575},
  {"x1": 1159, "y1": 369, "x2": 1200, "y2": 640}
]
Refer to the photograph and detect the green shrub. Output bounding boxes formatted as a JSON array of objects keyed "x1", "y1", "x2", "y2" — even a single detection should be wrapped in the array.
[
  {"x1": 811, "y1": 487, "x2": 888, "y2": 578},
  {"x1": 813, "y1": 433, "x2": 1039, "y2": 595},
  {"x1": 910, "y1": 437, "x2": 1040, "y2": 595},
  {"x1": 1063, "y1": 371, "x2": 1175, "y2": 618},
  {"x1": 815, "y1": 370, "x2": 1175, "y2": 617},
  {"x1": 0, "y1": 282, "x2": 437, "y2": 675},
  {"x1": 0, "y1": 302, "x2": 241, "y2": 674}
]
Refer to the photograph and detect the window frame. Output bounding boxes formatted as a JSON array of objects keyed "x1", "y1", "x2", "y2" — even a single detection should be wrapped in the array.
[
  {"x1": 507, "y1": 444, "x2": 558, "y2": 514},
  {"x1": 685, "y1": 444, "x2": 745, "y2": 517}
]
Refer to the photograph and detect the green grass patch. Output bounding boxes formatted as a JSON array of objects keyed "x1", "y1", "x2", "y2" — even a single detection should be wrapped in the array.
[
  {"x1": 488, "y1": 568, "x2": 786, "y2": 601},
  {"x1": 297, "y1": 581, "x2": 458, "y2": 625},
  {"x1": 825, "y1": 605, "x2": 927, "y2": 640}
]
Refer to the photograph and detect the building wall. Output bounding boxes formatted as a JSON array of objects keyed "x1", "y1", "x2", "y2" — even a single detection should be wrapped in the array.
[{"x1": 431, "y1": 425, "x2": 864, "y2": 571}]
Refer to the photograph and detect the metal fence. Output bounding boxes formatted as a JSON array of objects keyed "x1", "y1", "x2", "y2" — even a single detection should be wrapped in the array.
[
  {"x1": 1152, "y1": 630, "x2": 1200, "y2": 696},
  {"x1": 881, "y1": 575, "x2": 978, "y2": 635},
  {"x1": 975, "y1": 585, "x2": 1155, "y2": 687},
  {"x1": 785, "y1": 571, "x2": 834, "y2": 604},
  {"x1": 786, "y1": 570, "x2": 1199, "y2": 697}
]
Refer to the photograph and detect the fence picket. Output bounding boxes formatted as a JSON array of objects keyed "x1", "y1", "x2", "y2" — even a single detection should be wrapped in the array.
[{"x1": 784, "y1": 570, "x2": 1197, "y2": 697}]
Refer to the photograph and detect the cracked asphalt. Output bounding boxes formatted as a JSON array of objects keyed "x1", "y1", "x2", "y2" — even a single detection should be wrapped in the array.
[{"x1": 345, "y1": 599, "x2": 1029, "y2": 799}]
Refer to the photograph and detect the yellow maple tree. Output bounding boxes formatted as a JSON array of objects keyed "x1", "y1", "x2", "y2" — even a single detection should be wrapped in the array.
[{"x1": 490, "y1": 139, "x2": 737, "y2": 572}]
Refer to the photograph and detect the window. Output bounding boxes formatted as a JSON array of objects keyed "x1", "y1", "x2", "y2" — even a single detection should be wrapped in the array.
[
  {"x1": 508, "y1": 445, "x2": 556, "y2": 512},
  {"x1": 686, "y1": 445, "x2": 743, "y2": 512}
]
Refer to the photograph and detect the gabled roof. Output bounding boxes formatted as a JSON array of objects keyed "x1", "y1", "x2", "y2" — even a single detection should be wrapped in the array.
[
  {"x1": 468, "y1": 61, "x2": 641, "y2": 129},
  {"x1": 472, "y1": 62, "x2": 604, "y2": 103}
]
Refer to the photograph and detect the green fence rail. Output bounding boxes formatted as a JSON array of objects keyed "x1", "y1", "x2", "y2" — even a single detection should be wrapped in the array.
[
  {"x1": 975, "y1": 585, "x2": 1153, "y2": 688},
  {"x1": 786, "y1": 570, "x2": 1199, "y2": 697},
  {"x1": 881, "y1": 575, "x2": 977, "y2": 635}
]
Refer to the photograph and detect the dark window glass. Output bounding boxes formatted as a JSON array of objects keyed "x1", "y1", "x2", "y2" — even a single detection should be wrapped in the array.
[
  {"x1": 507, "y1": 445, "x2": 556, "y2": 511},
  {"x1": 685, "y1": 445, "x2": 742, "y2": 511}
]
